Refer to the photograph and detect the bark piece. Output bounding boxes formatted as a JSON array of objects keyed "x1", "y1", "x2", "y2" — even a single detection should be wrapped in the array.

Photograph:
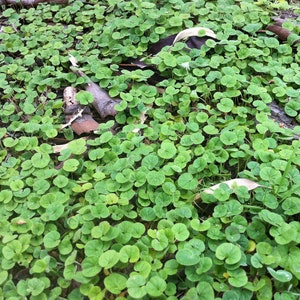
[
  {"x1": 71, "y1": 67, "x2": 120, "y2": 119},
  {"x1": 269, "y1": 101, "x2": 299, "y2": 130},
  {"x1": 266, "y1": 24, "x2": 300, "y2": 43}
]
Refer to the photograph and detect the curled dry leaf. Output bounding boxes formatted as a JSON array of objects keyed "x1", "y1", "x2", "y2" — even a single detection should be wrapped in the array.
[
  {"x1": 172, "y1": 27, "x2": 218, "y2": 45},
  {"x1": 202, "y1": 178, "x2": 265, "y2": 195}
]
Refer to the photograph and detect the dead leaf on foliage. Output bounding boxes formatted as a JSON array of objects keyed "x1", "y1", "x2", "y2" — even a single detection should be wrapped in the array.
[
  {"x1": 202, "y1": 178, "x2": 266, "y2": 195},
  {"x1": 52, "y1": 137, "x2": 88, "y2": 153},
  {"x1": 172, "y1": 27, "x2": 218, "y2": 45},
  {"x1": 69, "y1": 54, "x2": 78, "y2": 67},
  {"x1": 132, "y1": 106, "x2": 152, "y2": 133}
]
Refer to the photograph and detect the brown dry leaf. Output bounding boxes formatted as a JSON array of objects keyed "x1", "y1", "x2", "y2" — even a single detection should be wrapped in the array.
[
  {"x1": 202, "y1": 178, "x2": 265, "y2": 195},
  {"x1": 172, "y1": 27, "x2": 217, "y2": 45}
]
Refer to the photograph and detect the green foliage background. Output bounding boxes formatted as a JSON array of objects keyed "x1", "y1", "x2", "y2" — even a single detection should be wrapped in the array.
[{"x1": 1, "y1": 0, "x2": 300, "y2": 299}]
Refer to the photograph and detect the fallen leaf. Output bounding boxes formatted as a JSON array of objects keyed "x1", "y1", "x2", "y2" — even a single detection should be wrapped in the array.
[
  {"x1": 69, "y1": 54, "x2": 78, "y2": 67},
  {"x1": 132, "y1": 106, "x2": 152, "y2": 133},
  {"x1": 172, "y1": 27, "x2": 217, "y2": 45},
  {"x1": 52, "y1": 137, "x2": 88, "y2": 153},
  {"x1": 202, "y1": 178, "x2": 265, "y2": 194}
]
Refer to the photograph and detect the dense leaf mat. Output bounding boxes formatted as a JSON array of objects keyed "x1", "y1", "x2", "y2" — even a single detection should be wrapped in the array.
[{"x1": 1, "y1": 0, "x2": 300, "y2": 299}]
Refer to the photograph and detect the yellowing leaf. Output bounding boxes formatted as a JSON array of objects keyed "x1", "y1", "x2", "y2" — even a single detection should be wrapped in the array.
[
  {"x1": 202, "y1": 178, "x2": 265, "y2": 195},
  {"x1": 172, "y1": 27, "x2": 217, "y2": 45}
]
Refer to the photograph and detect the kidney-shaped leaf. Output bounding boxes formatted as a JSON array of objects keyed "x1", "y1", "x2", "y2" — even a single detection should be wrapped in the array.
[
  {"x1": 98, "y1": 250, "x2": 120, "y2": 269},
  {"x1": 145, "y1": 276, "x2": 167, "y2": 297},
  {"x1": 267, "y1": 267, "x2": 293, "y2": 283},
  {"x1": 104, "y1": 273, "x2": 127, "y2": 294},
  {"x1": 215, "y1": 243, "x2": 241, "y2": 265},
  {"x1": 176, "y1": 248, "x2": 201, "y2": 266}
]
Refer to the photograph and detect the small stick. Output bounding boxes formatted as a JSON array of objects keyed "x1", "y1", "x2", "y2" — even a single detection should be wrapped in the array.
[{"x1": 61, "y1": 108, "x2": 85, "y2": 129}]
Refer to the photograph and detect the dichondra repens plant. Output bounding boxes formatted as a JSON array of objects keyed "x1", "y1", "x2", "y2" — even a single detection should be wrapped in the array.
[{"x1": 1, "y1": 0, "x2": 300, "y2": 299}]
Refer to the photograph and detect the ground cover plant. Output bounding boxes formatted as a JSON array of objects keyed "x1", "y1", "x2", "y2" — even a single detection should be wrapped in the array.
[{"x1": 1, "y1": 0, "x2": 300, "y2": 299}]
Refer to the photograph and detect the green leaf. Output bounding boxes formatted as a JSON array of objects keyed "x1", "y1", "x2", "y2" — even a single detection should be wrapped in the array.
[
  {"x1": 44, "y1": 231, "x2": 60, "y2": 250},
  {"x1": 243, "y1": 23, "x2": 262, "y2": 33},
  {"x1": 215, "y1": 243, "x2": 241, "y2": 264},
  {"x1": 31, "y1": 152, "x2": 51, "y2": 168},
  {"x1": 260, "y1": 167, "x2": 281, "y2": 184},
  {"x1": 220, "y1": 75, "x2": 237, "y2": 88},
  {"x1": 145, "y1": 276, "x2": 167, "y2": 297},
  {"x1": 53, "y1": 175, "x2": 69, "y2": 188},
  {"x1": 285, "y1": 100, "x2": 300, "y2": 117},
  {"x1": 76, "y1": 91, "x2": 94, "y2": 105},
  {"x1": 258, "y1": 209, "x2": 285, "y2": 227},
  {"x1": 197, "y1": 282, "x2": 215, "y2": 300},
  {"x1": 196, "y1": 257, "x2": 213, "y2": 274},
  {"x1": 33, "y1": 179, "x2": 50, "y2": 194},
  {"x1": 82, "y1": 256, "x2": 102, "y2": 277},
  {"x1": 282, "y1": 197, "x2": 300, "y2": 215},
  {"x1": 228, "y1": 268, "x2": 248, "y2": 287},
  {"x1": 119, "y1": 245, "x2": 140, "y2": 263},
  {"x1": 161, "y1": 52, "x2": 177, "y2": 67},
  {"x1": 127, "y1": 275, "x2": 147, "y2": 298},
  {"x1": 220, "y1": 130, "x2": 238, "y2": 145},
  {"x1": 68, "y1": 138, "x2": 87, "y2": 155},
  {"x1": 27, "y1": 278, "x2": 45, "y2": 296},
  {"x1": 225, "y1": 225, "x2": 241, "y2": 243},
  {"x1": 176, "y1": 248, "x2": 201, "y2": 266},
  {"x1": 0, "y1": 270, "x2": 8, "y2": 285},
  {"x1": 2, "y1": 240, "x2": 22, "y2": 260},
  {"x1": 178, "y1": 173, "x2": 198, "y2": 190},
  {"x1": 98, "y1": 250, "x2": 120, "y2": 268},
  {"x1": 146, "y1": 171, "x2": 165, "y2": 186},
  {"x1": 172, "y1": 223, "x2": 190, "y2": 241},
  {"x1": 63, "y1": 158, "x2": 79, "y2": 172},
  {"x1": 158, "y1": 140, "x2": 177, "y2": 159},
  {"x1": 44, "y1": 203, "x2": 64, "y2": 221},
  {"x1": 104, "y1": 273, "x2": 127, "y2": 294},
  {"x1": 267, "y1": 267, "x2": 293, "y2": 283},
  {"x1": 217, "y1": 98, "x2": 234, "y2": 113}
]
